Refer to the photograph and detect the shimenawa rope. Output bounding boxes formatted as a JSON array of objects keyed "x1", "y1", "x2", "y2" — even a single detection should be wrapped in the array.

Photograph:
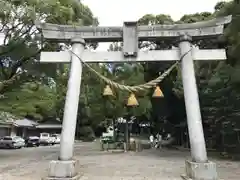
[{"x1": 67, "y1": 46, "x2": 192, "y2": 92}]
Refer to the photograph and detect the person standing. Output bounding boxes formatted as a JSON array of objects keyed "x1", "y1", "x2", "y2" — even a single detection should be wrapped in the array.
[
  {"x1": 155, "y1": 133, "x2": 162, "y2": 149},
  {"x1": 149, "y1": 134, "x2": 154, "y2": 148}
]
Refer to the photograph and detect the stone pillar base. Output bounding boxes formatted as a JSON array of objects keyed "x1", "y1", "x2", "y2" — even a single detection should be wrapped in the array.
[
  {"x1": 44, "y1": 160, "x2": 81, "y2": 180},
  {"x1": 181, "y1": 160, "x2": 217, "y2": 180}
]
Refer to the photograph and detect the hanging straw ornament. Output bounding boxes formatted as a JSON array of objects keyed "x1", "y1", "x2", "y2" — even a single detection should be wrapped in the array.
[
  {"x1": 152, "y1": 86, "x2": 164, "y2": 98},
  {"x1": 127, "y1": 93, "x2": 139, "y2": 106},
  {"x1": 103, "y1": 85, "x2": 114, "y2": 96}
]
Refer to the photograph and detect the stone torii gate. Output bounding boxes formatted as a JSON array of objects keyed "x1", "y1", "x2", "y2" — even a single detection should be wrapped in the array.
[{"x1": 37, "y1": 15, "x2": 231, "y2": 180}]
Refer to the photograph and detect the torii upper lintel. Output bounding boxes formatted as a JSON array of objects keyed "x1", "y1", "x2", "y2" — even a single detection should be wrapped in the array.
[{"x1": 36, "y1": 15, "x2": 232, "y2": 43}]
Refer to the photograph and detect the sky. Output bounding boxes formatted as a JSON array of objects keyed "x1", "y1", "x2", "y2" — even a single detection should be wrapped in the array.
[
  {"x1": 81, "y1": 0, "x2": 225, "y2": 25},
  {"x1": 81, "y1": 0, "x2": 227, "y2": 50}
]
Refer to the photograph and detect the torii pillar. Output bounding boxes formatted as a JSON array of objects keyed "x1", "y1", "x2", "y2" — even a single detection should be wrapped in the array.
[
  {"x1": 45, "y1": 38, "x2": 85, "y2": 180},
  {"x1": 179, "y1": 34, "x2": 217, "y2": 180}
]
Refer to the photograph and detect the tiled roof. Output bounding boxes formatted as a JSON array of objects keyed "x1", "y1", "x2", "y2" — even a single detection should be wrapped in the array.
[
  {"x1": 0, "y1": 112, "x2": 60, "y2": 128},
  {"x1": 13, "y1": 119, "x2": 38, "y2": 127},
  {"x1": 36, "y1": 124, "x2": 62, "y2": 129}
]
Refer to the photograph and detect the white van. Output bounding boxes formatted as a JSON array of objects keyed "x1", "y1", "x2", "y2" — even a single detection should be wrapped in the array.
[{"x1": 40, "y1": 133, "x2": 55, "y2": 145}]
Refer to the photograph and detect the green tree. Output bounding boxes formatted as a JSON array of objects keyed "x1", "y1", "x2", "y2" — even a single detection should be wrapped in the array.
[
  {"x1": 138, "y1": 14, "x2": 182, "y2": 133},
  {"x1": 0, "y1": 0, "x2": 98, "y2": 93},
  {"x1": 0, "y1": 81, "x2": 57, "y2": 119},
  {"x1": 106, "y1": 42, "x2": 152, "y2": 120},
  {"x1": 167, "y1": 0, "x2": 240, "y2": 153},
  {"x1": 75, "y1": 56, "x2": 152, "y2": 139},
  {"x1": 139, "y1": 0, "x2": 240, "y2": 151},
  {"x1": 0, "y1": 0, "x2": 98, "y2": 120}
]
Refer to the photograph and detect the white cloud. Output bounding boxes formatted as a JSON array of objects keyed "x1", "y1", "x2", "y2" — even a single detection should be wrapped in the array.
[{"x1": 82, "y1": 0, "x2": 225, "y2": 26}]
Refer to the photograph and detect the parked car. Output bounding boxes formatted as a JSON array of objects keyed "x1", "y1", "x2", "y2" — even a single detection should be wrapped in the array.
[
  {"x1": 25, "y1": 136, "x2": 40, "y2": 147},
  {"x1": 39, "y1": 133, "x2": 55, "y2": 145},
  {"x1": 49, "y1": 135, "x2": 56, "y2": 145},
  {"x1": 0, "y1": 136, "x2": 25, "y2": 149},
  {"x1": 51, "y1": 134, "x2": 61, "y2": 144}
]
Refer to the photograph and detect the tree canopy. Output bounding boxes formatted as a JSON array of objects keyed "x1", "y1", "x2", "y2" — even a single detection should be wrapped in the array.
[
  {"x1": 0, "y1": 0, "x2": 98, "y2": 119},
  {"x1": 138, "y1": 0, "x2": 240, "y2": 153}
]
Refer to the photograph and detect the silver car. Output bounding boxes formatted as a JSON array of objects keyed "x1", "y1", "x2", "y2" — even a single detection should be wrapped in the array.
[{"x1": 0, "y1": 136, "x2": 25, "y2": 149}]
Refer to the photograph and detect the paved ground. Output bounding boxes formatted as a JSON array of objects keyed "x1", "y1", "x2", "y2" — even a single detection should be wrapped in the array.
[{"x1": 0, "y1": 142, "x2": 239, "y2": 180}]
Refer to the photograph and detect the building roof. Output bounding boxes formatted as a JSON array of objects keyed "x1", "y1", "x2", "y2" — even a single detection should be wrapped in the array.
[
  {"x1": 36, "y1": 124, "x2": 62, "y2": 129},
  {"x1": 0, "y1": 112, "x2": 61, "y2": 129},
  {"x1": 13, "y1": 119, "x2": 38, "y2": 127},
  {"x1": 35, "y1": 118, "x2": 62, "y2": 129},
  {"x1": 38, "y1": 119, "x2": 61, "y2": 125}
]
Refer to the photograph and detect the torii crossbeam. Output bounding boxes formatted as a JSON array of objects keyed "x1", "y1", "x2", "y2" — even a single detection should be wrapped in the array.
[
  {"x1": 40, "y1": 48, "x2": 226, "y2": 63},
  {"x1": 36, "y1": 15, "x2": 232, "y2": 180}
]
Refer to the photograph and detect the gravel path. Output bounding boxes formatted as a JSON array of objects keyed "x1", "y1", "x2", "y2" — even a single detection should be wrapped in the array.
[{"x1": 0, "y1": 143, "x2": 239, "y2": 180}]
